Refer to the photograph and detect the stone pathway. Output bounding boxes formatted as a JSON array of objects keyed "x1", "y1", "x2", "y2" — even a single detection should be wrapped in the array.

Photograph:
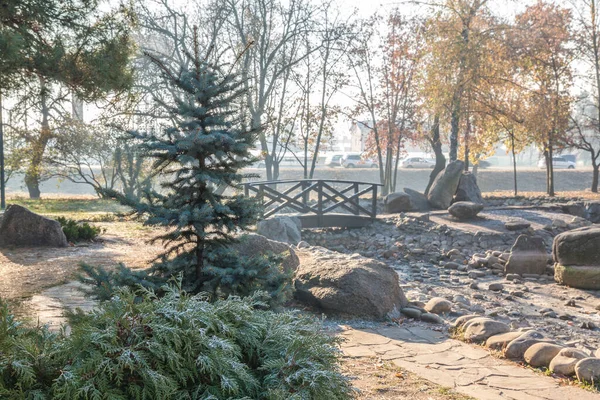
[
  {"x1": 341, "y1": 324, "x2": 598, "y2": 400},
  {"x1": 24, "y1": 282, "x2": 598, "y2": 399},
  {"x1": 25, "y1": 281, "x2": 96, "y2": 329}
]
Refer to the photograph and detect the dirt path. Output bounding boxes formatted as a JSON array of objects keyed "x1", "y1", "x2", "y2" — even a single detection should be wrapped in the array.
[{"x1": 0, "y1": 221, "x2": 162, "y2": 302}]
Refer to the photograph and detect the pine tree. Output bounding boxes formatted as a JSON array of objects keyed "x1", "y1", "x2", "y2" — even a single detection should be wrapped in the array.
[{"x1": 101, "y1": 36, "x2": 276, "y2": 295}]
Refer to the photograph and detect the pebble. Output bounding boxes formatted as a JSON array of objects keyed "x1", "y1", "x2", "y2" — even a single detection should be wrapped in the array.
[{"x1": 488, "y1": 283, "x2": 504, "y2": 291}]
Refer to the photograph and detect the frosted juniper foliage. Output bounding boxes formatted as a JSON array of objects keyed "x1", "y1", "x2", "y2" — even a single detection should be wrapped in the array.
[
  {"x1": 0, "y1": 285, "x2": 354, "y2": 399},
  {"x1": 95, "y1": 52, "x2": 290, "y2": 298}
]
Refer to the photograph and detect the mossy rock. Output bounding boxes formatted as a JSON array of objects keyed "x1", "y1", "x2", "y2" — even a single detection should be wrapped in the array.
[{"x1": 554, "y1": 264, "x2": 600, "y2": 290}]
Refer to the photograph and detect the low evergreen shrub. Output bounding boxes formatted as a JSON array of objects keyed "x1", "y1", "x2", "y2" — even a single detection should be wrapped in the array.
[
  {"x1": 0, "y1": 284, "x2": 354, "y2": 399},
  {"x1": 56, "y1": 217, "x2": 102, "y2": 242}
]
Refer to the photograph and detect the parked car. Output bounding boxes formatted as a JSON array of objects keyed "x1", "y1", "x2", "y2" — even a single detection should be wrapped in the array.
[
  {"x1": 401, "y1": 157, "x2": 435, "y2": 169},
  {"x1": 537, "y1": 156, "x2": 576, "y2": 169},
  {"x1": 324, "y1": 154, "x2": 344, "y2": 167},
  {"x1": 341, "y1": 154, "x2": 378, "y2": 168}
]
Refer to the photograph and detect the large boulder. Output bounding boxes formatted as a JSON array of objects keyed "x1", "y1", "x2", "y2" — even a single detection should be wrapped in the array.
[
  {"x1": 230, "y1": 233, "x2": 299, "y2": 273},
  {"x1": 505, "y1": 235, "x2": 547, "y2": 276},
  {"x1": 427, "y1": 160, "x2": 465, "y2": 209},
  {"x1": 257, "y1": 216, "x2": 302, "y2": 245},
  {"x1": 384, "y1": 192, "x2": 412, "y2": 213},
  {"x1": 294, "y1": 250, "x2": 408, "y2": 319},
  {"x1": 554, "y1": 265, "x2": 600, "y2": 290},
  {"x1": 462, "y1": 317, "x2": 510, "y2": 343},
  {"x1": 453, "y1": 172, "x2": 484, "y2": 204},
  {"x1": 448, "y1": 201, "x2": 484, "y2": 220},
  {"x1": 0, "y1": 204, "x2": 67, "y2": 247},
  {"x1": 403, "y1": 188, "x2": 431, "y2": 212},
  {"x1": 553, "y1": 227, "x2": 600, "y2": 266},
  {"x1": 585, "y1": 200, "x2": 600, "y2": 223}
]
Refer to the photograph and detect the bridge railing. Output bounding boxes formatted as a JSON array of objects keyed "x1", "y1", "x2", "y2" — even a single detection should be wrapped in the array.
[{"x1": 242, "y1": 180, "x2": 382, "y2": 224}]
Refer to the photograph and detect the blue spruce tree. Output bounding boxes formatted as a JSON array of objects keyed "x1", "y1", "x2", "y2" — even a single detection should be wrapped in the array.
[{"x1": 91, "y1": 36, "x2": 291, "y2": 301}]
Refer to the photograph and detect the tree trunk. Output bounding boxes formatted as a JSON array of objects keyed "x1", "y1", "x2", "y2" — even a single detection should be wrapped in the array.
[
  {"x1": 511, "y1": 133, "x2": 518, "y2": 196},
  {"x1": 592, "y1": 162, "x2": 599, "y2": 193},
  {"x1": 25, "y1": 77, "x2": 52, "y2": 199},
  {"x1": 546, "y1": 141, "x2": 555, "y2": 196},
  {"x1": 449, "y1": 100, "x2": 460, "y2": 162},
  {"x1": 425, "y1": 115, "x2": 446, "y2": 196}
]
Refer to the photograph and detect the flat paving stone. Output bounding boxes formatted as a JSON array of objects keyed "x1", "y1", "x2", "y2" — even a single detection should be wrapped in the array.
[{"x1": 342, "y1": 325, "x2": 599, "y2": 400}]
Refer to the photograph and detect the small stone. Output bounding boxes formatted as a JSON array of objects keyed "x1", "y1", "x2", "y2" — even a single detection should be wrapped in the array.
[
  {"x1": 420, "y1": 312, "x2": 444, "y2": 324},
  {"x1": 401, "y1": 307, "x2": 422, "y2": 319},
  {"x1": 575, "y1": 358, "x2": 600, "y2": 383},
  {"x1": 505, "y1": 220, "x2": 531, "y2": 231},
  {"x1": 549, "y1": 348, "x2": 589, "y2": 376},
  {"x1": 469, "y1": 281, "x2": 479, "y2": 290},
  {"x1": 424, "y1": 297, "x2": 452, "y2": 314},
  {"x1": 565, "y1": 299, "x2": 577, "y2": 307},
  {"x1": 448, "y1": 201, "x2": 484, "y2": 220},
  {"x1": 581, "y1": 321, "x2": 597, "y2": 330},
  {"x1": 297, "y1": 241, "x2": 310, "y2": 249},
  {"x1": 506, "y1": 273, "x2": 520, "y2": 281},
  {"x1": 488, "y1": 283, "x2": 504, "y2": 291},
  {"x1": 524, "y1": 343, "x2": 563, "y2": 368}
]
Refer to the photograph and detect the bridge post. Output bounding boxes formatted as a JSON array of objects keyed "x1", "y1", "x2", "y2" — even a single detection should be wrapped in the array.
[
  {"x1": 317, "y1": 180, "x2": 323, "y2": 226},
  {"x1": 371, "y1": 184, "x2": 378, "y2": 220},
  {"x1": 353, "y1": 182, "x2": 359, "y2": 215}
]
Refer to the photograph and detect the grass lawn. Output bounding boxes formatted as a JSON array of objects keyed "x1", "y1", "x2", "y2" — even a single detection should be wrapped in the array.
[{"x1": 5, "y1": 195, "x2": 130, "y2": 219}]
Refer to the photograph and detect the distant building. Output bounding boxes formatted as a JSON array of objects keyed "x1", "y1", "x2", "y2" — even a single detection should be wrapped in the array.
[{"x1": 349, "y1": 121, "x2": 372, "y2": 152}]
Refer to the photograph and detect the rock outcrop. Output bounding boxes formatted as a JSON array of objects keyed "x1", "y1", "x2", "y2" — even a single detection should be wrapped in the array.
[
  {"x1": 403, "y1": 188, "x2": 431, "y2": 212},
  {"x1": 427, "y1": 160, "x2": 465, "y2": 209},
  {"x1": 0, "y1": 204, "x2": 67, "y2": 247},
  {"x1": 553, "y1": 227, "x2": 600, "y2": 289},
  {"x1": 454, "y1": 172, "x2": 484, "y2": 204}
]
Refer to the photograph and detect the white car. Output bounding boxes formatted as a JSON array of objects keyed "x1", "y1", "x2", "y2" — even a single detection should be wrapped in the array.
[
  {"x1": 324, "y1": 154, "x2": 344, "y2": 167},
  {"x1": 341, "y1": 154, "x2": 378, "y2": 168},
  {"x1": 401, "y1": 157, "x2": 435, "y2": 168},
  {"x1": 537, "y1": 157, "x2": 575, "y2": 169}
]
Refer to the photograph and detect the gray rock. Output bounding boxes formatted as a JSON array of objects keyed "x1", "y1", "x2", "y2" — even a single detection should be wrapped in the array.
[
  {"x1": 505, "y1": 235, "x2": 547, "y2": 275},
  {"x1": 454, "y1": 172, "x2": 484, "y2": 204},
  {"x1": 448, "y1": 201, "x2": 484, "y2": 220},
  {"x1": 485, "y1": 331, "x2": 523, "y2": 350},
  {"x1": 257, "y1": 216, "x2": 302, "y2": 245},
  {"x1": 553, "y1": 226, "x2": 600, "y2": 266},
  {"x1": 585, "y1": 200, "x2": 600, "y2": 223},
  {"x1": 427, "y1": 160, "x2": 465, "y2": 209},
  {"x1": 403, "y1": 188, "x2": 431, "y2": 212},
  {"x1": 549, "y1": 348, "x2": 589, "y2": 376},
  {"x1": 463, "y1": 317, "x2": 510, "y2": 343},
  {"x1": 452, "y1": 314, "x2": 478, "y2": 330},
  {"x1": 505, "y1": 220, "x2": 531, "y2": 231},
  {"x1": 575, "y1": 358, "x2": 600, "y2": 383},
  {"x1": 384, "y1": 192, "x2": 413, "y2": 213},
  {"x1": 401, "y1": 307, "x2": 422, "y2": 319},
  {"x1": 488, "y1": 283, "x2": 504, "y2": 291},
  {"x1": 420, "y1": 312, "x2": 444, "y2": 324},
  {"x1": 504, "y1": 331, "x2": 548, "y2": 360},
  {"x1": 555, "y1": 265, "x2": 600, "y2": 290},
  {"x1": 561, "y1": 202, "x2": 587, "y2": 218},
  {"x1": 294, "y1": 252, "x2": 407, "y2": 319},
  {"x1": 0, "y1": 204, "x2": 67, "y2": 247},
  {"x1": 424, "y1": 297, "x2": 452, "y2": 314},
  {"x1": 524, "y1": 343, "x2": 563, "y2": 368},
  {"x1": 232, "y1": 234, "x2": 299, "y2": 273}
]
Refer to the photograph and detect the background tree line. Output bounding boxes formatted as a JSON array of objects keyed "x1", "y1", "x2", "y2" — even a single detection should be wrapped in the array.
[{"x1": 3, "y1": 0, "x2": 600, "y2": 199}]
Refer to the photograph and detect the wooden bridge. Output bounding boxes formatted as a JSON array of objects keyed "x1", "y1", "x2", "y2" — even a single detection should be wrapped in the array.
[{"x1": 242, "y1": 179, "x2": 382, "y2": 228}]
